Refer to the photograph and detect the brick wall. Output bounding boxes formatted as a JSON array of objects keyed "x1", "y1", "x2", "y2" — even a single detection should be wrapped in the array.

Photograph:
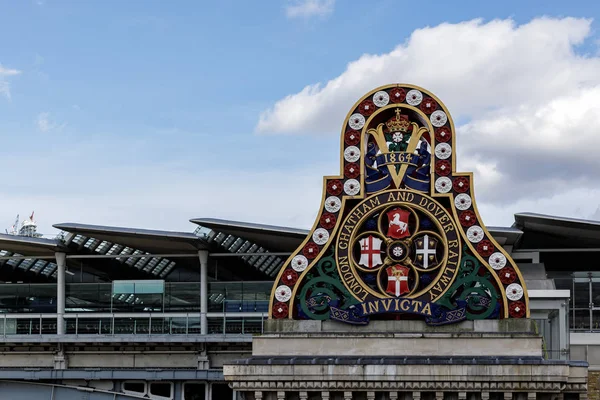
[{"x1": 589, "y1": 371, "x2": 600, "y2": 400}]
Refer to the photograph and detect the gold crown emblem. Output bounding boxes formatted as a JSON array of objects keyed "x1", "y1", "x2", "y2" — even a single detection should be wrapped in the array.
[{"x1": 386, "y1": 108, "x2": 411, "y2": 133}]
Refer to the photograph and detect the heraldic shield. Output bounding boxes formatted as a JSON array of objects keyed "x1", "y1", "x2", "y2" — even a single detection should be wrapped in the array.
[
  {"x1": 358, "y1": 235, "x2": 383, "y2": 269},
  {"x1": 414, "y1": 234, "x2": 439, "y2": 270},
  {"x1": 386, "y1": 208, "x2": 410, "y2": 239},
  {"x1": 269, "y1": 84, "x2": 529, "y2": 325},
  {"x1": 386, "y1": 265, "x2": 410, "y2": 297}
]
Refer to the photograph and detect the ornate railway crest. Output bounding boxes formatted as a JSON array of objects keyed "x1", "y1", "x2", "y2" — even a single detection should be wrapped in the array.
[{"x1": 269, "y1": 84, "x2": 528, "y2": 324}]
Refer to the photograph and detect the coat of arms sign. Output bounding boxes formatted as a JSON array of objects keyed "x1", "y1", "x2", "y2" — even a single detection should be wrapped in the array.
[{"x1": 269, "y1": 84, "x2": 528, "y2": 325}]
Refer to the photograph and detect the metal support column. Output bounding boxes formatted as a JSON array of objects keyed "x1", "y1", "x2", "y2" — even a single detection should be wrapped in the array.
[
  {"x1": 205, "y1": 382, "x2": 212, "y2": 400},
  {"x1": 55, "y1": 252, "x2": 66, "y2": 335},
  {"x1": 559, "y1": 300, "x2": 568, "y2": 359},
  {"x1": 198, "y1": 250, "x2": 208, "y2": 335}
]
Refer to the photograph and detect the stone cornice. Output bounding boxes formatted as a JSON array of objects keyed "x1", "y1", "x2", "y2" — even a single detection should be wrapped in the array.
[{"x1": 229, "y1": 380, "x2": 587, "y2": 393}]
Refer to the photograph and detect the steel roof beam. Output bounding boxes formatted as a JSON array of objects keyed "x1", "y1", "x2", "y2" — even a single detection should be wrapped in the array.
[{"x1": 0, "y1": 251, "x2": 291, "y2": 260}]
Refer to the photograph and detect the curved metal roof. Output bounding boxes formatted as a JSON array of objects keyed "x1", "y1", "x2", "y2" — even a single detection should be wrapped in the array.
[
  {"x1": 514, "y1": 212, "x2": 600, "y2": 247},
  {"x1": 0, "y1": 212, "x2": 592, "y2": 283},
  {"x1": 191, "y1": 218, "x2": 524, "y2": 251},
  {"x1": 0, "y1": 233, "x2": 64, "y2": 256},
  {"x1": 191, "y1": 218, "x2": 308, "y2": 253},
  {"x1": 54, "y1": 223, "x2": 208, "y2": 253}
]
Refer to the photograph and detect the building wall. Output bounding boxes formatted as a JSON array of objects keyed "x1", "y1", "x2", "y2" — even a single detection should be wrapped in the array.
[
  {"x1": 0, "y1": 380, "x2": 234, "y2": 400},
  {"x1": 589, "y1": 371, "x2": 600, "y2": 400},
  {"x1": 0, "y1": 350, "x2": 204, "y2": 369},
  {"x1": 0, "y1": 381, "x2": 145, "y2": 400}
]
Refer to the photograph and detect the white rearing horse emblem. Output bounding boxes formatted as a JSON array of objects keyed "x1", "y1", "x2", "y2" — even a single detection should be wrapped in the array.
[{"x1": 390, "y1": 213, "x2": 408, "y2": 234}]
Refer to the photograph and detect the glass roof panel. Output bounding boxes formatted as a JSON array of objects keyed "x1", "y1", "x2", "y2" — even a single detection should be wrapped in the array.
[
  {"x1": 41, "y1": 262, "x2": 57, "y2": 276},
  {"x1": 95, "y1": 241, "x2": 113, "y2": 254},
  {"x1": 18, "y1": 259, "x2": 35, "y2": 271},
  {"x1": 159, "y1": 261, "x2": 176, "y2": 278},
  {"x1": 83, "y1": 237, "x2": 100, "y2": 250},
  {"x1": 72, "y1": 234, "x2": 87, "y2": 245},
  {"x1": 6, "y1": 258, "x2": 20, "y2": 268},
  {"x1": 143, "y1": 257, "x2": 161, "y2": 273},
  {"x1": 29, "y1": 260, "x2": 48, "y2": 274},
  {"x1": 133, "y1": 256, "x2": 150, "y2": 269},
  {"x1": 106, "y1": 244, "x2": 124, "y2": 255}
]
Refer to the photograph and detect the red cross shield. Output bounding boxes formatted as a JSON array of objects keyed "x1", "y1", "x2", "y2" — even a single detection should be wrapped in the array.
[
  {"x1": 358, "y1": 235, "x2": 383, "y2": 269},
  {"x1": 386, "y1": 264, "x2": 410, "y2": 297},
  {"x1": 386, "y1": 208, "x2": 411, "y2": 239}
]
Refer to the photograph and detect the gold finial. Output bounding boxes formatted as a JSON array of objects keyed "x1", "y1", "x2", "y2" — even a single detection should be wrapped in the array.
[{"x1": 395, "y1": 108, "x2": 402, "y2": 120}]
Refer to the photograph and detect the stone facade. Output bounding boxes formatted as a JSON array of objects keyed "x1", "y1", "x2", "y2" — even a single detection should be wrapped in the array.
[
  {"x1": 588, "y1": 371, "x2": 600, "y2": 400},
  {"x1": 224, "y1": 320, "x2": 588, "y2": 400}
]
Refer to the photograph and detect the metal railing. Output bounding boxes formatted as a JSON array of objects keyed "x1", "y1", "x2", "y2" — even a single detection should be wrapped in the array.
[
  {"x1": 0, "y1": 312, "x2": 267, "y2": 336},
  {"x1": 0, "y1": 281, "x2": 273, "y2": 313}
]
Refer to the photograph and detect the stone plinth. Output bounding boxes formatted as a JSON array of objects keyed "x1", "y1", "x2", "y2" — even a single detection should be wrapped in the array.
[
  {"x1": 252, "y1": 332, "x2": 541, "y2": 358},
  {"x1": 254, "y1": 319, "x2": 542, "y2": 358},
  {"x1": 226, "y1": 357, "x2": 588, "y2": 392},
  {"x1": 264, "y1": 318, "x2": 537, "y2": 334},
  {"x1": 224, "y1": 319, "x2": 588, "y2": 399}
]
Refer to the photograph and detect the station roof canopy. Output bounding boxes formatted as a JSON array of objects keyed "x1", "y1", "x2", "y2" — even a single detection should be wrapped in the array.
[
  {"x1": 487, "y1": 226, "x2": 524, "y2": 247},
  {"x1": 47, "y1": 222, "x2": 219, "y2": 281},
  {"x1": 191, "y1": 218, "x2": 525, "y2": 252},
  {"x1": 0, "y1": 233, "x2": 64, "y2": 256},
  {"x1": 0, "y1": 234, "x2": 64, "y2": 280},
  {"x1": 0, "y1": 212, "x2": 597, "y2": 283},
  {"x1": 514, "y1": 212, "x2": 600, "y2": 248},
  {"x1": 191, "y1": 218, "x2": 308, "y2": 253},
  {"x1": 53, "y1": 223, "x2": 208, "y2": 254}
]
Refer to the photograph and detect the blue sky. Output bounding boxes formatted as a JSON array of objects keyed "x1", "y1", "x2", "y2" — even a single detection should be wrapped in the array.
[{"x1": 1, "y1": 0, "x2": 600, "y2": 236}]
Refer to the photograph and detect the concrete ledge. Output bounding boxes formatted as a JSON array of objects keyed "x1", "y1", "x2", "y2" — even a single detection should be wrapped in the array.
[
  {"x1": 230, "y1": 356, "x2": 588, "y2": 366},
  {"x1": 258, "y1": 331, "x2": 537, "y2": 339},
  {"x1": 223, "y1": 363, "x2": 582, "y2": 383},
  {"x1": 252, "y1": 335, "x2": 542, "y2": 357},
  {"x1": 265, "y1": 319, "x2": 537, "y2": 334},
  {"x1": 0, "y1": 333, "x2": 253, "y2": 344},
  {"x1": 0, "y1": 368, "x2": 224, "y2": 381},
  {"x1": 571, "y1": 332, "x2": 600, "y2": 345}
]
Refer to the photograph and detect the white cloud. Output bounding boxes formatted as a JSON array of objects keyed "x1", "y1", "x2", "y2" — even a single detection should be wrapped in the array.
[
  {"x1": 0, "y1": 65, "x2": 20, "y2": 76},
  {"x1": 36, "y1": 112, "x2": 66, "y2": 132},
  {"x1": 255, "y1": 16, "x2": 600, "y2": 221},
  {"x1": 285, "y1": 0, "x2": 335, "y2": 19},
  {"x1": 479, "y1": 187, "x2": 600, "y2": 227},
  {"x1": 2, "y1": 149, "x2": 596, "y2": 237},
  {"x1": 456, "y1": 85, "x2": 600, "y2": 204},
  {"x1": 257, "y1": 17, "x2": 598, "y2": 135},
  {"x1": 0, "y1": 63, "x2": 21, "y2": 100},
  {"x1": 4, "y1": 17, "x2": 600, "y2": 236},
  {"x1": 0, "y1": 82, "x2": 10, "y2": 100},
  {"x1": 36, "y1": 112, "x2": 51, "y2": 132}
]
